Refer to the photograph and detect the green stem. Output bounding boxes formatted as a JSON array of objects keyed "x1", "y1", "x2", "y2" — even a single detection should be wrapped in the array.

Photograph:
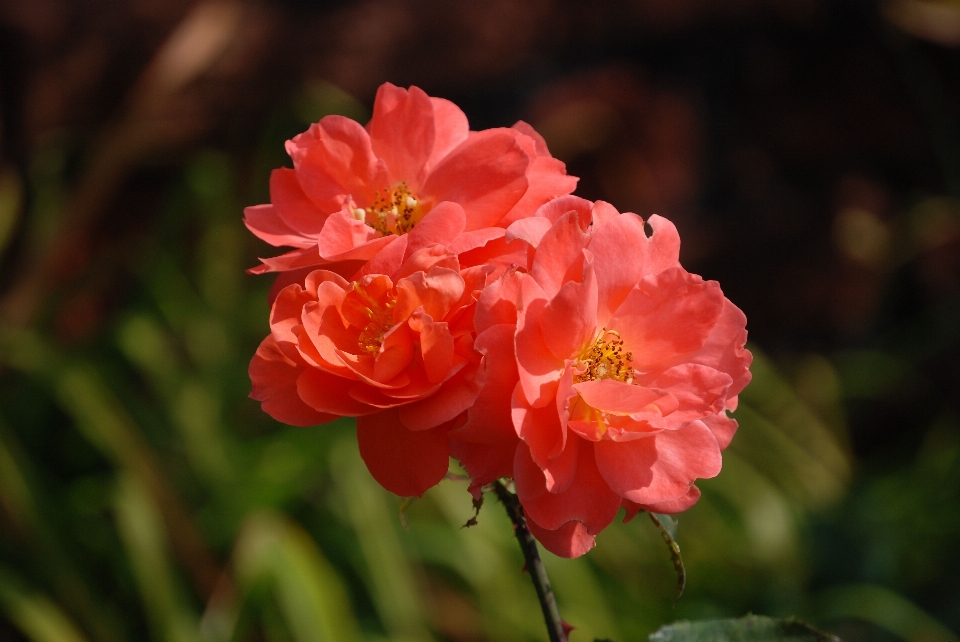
[{"x1": 493, "y1": 481, "x2": 568, "y2": 642}]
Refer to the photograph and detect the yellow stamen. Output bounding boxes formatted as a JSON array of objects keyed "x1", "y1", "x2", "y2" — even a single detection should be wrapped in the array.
[
  {"x1": 574, "y1": 328, "x2": 634, "y2": 383},
  {"x1": 352, "y1": 282, "x2": 397, "y2": 353},
  {"x1": 355, "y1": 182, "x2": 425, "y2": 236}
]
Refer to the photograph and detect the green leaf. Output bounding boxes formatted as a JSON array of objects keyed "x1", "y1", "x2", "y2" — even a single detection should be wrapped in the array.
[{"x1": 649, "y1": 615, "x2": 841, "y2": 641}]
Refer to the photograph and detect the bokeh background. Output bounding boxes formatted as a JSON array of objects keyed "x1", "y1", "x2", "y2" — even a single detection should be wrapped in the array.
[{"x1": 1, "y1": 0, "x2": 960, "y2": 640}]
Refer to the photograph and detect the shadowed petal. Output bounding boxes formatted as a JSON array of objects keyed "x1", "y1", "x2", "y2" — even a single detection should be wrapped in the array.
[
  {"x1": 515, "y1": 440, "x2": 621, "y2": 532},
  {"x1": 539, "y1": 260, "x2": 598, "y2": 361},
  {"x1": 403, "y1": 201, "x2": 466, "y2": 259},
  {"x1": 297, "y1": 368, "x2": 378, "y2": 416},
  {"x1": 269, "y1": 167, "x2": 329, "y2": 237},
  {"x1": 357, "y1": 408, "x2": 451, "y2": 497},
  {"x1": 515, "y1": 277, "x2": 562, "y2": 406},
  {"x1": 398, "y1": 356, "x2": 483, "y2": 431},
  {"x1": 526, "y1": 517, "x2": 596, "y2": 559}
]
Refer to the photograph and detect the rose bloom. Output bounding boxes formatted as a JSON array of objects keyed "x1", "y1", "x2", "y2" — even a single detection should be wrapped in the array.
[
  {"x1": 244, "y1": 83, "x2": 576, "y2": 291},
  {"x1": 249, "y1": 244, "x2": 490, "y2": 497},
  {"x1": 452, "y1": 196, "x2": 752, "y2": 557}
]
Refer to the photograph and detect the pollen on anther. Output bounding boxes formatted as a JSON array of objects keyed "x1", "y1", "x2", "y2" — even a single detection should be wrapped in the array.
[
  {"x1": 363, "y1": 182, "x2": 425, "y2": 236},
  {"x1": 574, "y1": 328, "x2": 635, "y2": 384}
]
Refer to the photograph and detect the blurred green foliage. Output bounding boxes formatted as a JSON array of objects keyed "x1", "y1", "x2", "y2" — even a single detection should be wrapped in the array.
[{"x1": 0, "y1": 81, "x2": 958, "y2": 642}]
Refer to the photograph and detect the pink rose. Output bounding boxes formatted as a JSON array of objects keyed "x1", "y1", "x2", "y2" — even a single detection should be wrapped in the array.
[
  {"x1": 244, "y1": 83, "x2": 576, "y2": 287},
  {"x1": 454, "y1": 197, "x2": 752, "y2": 557},
  {"x1": 250, "y1": 245, "x2": 490, "y2": 497}
]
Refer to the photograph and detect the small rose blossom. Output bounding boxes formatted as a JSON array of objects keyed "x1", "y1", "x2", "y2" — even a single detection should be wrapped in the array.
[
  {"x1": 453, "y1": 197, "x2": 752, "y2": 557},
  {"x1": 244, "y1": 83, "x2": 577, "y2": 288},
  {"x1": 250, "y1": 245, "x2": 489, "y2": 497}
]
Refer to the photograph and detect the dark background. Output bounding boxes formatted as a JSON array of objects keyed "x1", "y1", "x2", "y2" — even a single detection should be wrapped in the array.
[{"x1": 1, "y1": 1, "x2": 959, "y2": 640}]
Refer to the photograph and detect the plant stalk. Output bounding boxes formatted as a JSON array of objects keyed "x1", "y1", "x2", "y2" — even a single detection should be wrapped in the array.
[{"x1": 493, "y1": 480, "x2": 568, "y2": 642}]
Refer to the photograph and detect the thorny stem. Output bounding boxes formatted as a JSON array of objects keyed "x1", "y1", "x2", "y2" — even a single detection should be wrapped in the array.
[{"x1": 493, "y1": 480, "x2": 569, "y2": 642}]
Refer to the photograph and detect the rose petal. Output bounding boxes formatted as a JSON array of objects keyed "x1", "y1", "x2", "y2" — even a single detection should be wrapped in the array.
[
  {"x1": 609, "y1": 268, "x2": 723, "y2": 369},
  {"x1": 595, "y1": 419, "x2": 722, "y2": 505},
  {"x1": 422, "y1": 129, "x2": 530, "y2": 231},
  {"x1": 529, "y1": 210, "x2": 590, "y2": 299},
  {"x1": 538, "y1": 261, "x2": 598, "y2": 361},
  {"x1": 526, "y1": 517, "x2": 596, "y2": 559},
  {"x1": 368, "y1": 83, "x2": 435, "y2": 187},
  {"x1": 270, "y1": 167, "x2": 329, "y2": 236},
  {"x1": 249, "y1": 335, "x2": 336, "y2": 427},
  {"x1": 287, "y1": 117, "x2": 387, "y2": 211},
  {"x1": 404, "y1": 201, "x2": 466, "y2": 259},
  {"x1": 244, "y1": 204, "x2": 313, "y2": 248},
  {"x1": 515, "y1": 440, "x2": 621, "y2": 532},
  {"x1": 297, "y1": 368, "x2": 379, "y2": 416},
  {"x1": 357, "y1": 408, "x2": 451, "y2": 497}
]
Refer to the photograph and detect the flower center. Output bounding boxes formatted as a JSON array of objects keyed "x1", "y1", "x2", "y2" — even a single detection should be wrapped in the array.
[
  {"x1": 352, "y1": 182, "x2": 426, "y2": 236},
  {"x1": 574, "y1": 328, "x2": 634, "y2": 383},
  {"x1": 352, "y1": 282, "x2": 397, "y2": 353}
]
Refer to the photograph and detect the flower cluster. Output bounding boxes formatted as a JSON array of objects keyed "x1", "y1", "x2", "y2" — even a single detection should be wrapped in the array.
[{"x1": 247, "y1": 83, "x2": 752, "y2": 557}]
